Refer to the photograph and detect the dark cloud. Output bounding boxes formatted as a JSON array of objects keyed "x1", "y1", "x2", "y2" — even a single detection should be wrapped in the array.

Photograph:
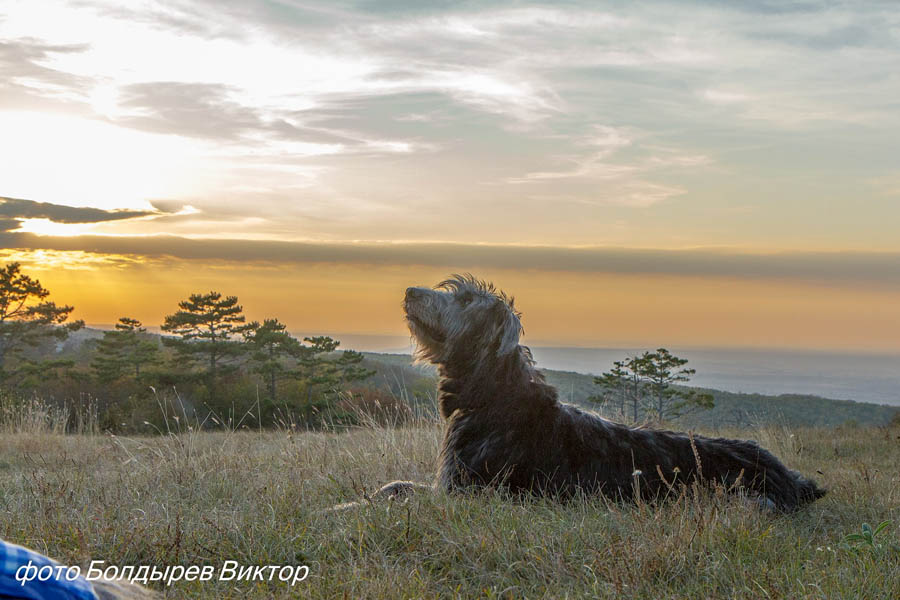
[
  {"x1": 0, "y1": 219, "x2": 23, "y2": 233},
  {"x1": 2, "y1": 231, "x2": 900, "y2": 288},
  {"x1": 0, "y1": 197, "x2": 154, "y2": 225}
]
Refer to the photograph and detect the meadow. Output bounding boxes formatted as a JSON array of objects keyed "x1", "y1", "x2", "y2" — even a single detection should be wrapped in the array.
[{"x1": 1, "y1": 406, "x2": 898, "y2": 599}]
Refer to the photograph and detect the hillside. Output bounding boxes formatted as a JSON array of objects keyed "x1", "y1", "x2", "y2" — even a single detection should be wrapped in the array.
[
  {"x1": 47, "y1": 331, "x2": 899, "y2": 429},
  {"x1": 360, "y1": 353, "x2": 899, "y2": 428}
]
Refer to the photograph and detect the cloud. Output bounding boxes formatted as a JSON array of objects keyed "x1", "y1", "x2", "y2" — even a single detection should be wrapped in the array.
[
  {"x1": 75, "y1": 1, "x2": 241, "y2": 40},
  {"x1": 509, "y1": 125, "x2": 633, "y2": 181},
  {"x1": 0, "y1": 219, "x2": 23, "y2": 233},
  {"x1": 3, "y1": 0, "x2": 900, "y2": 248},
  {"x1": 3, "y1": 232, "x2": 900, "y2": 288},
  {"x1": 701, "y1": 89, "x2": 752, "y2": 104},
  {"x1": 108, "y1": 80, "x2": 435, "y2": 161},
  {"x1": 0, "y1": 38, "x2": 94, "y2": 112},
  {"x1": 149, "y1": 199, "x2": 189, "y2": 214},
  {"x1": 0, "y1": 197, "x2": 154, "y2": 230},
  {"x1": 115, "y1": 81, "x2": 264, "y2": 140},
  {"x1": 504, "y1": 126, "x2": 701, "y2": 206},
  {"x1": 0, "y1": 196, "x2": 159, "y2": 235},
  {"x1": 0, "y1": 39, "x2": 91, "y2": 88}
]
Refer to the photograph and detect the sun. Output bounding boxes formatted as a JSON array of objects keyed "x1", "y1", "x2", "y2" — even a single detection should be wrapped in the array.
[{"x1": 0, "y1": 110, "x2": 205, "y2": 211}]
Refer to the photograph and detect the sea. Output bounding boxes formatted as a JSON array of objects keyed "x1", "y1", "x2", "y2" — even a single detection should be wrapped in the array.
[
  {"x1": 528, "y1": 346, "x2": 900, "y2": 407},
  {"x1": 335, "y1": 334, "x2": 900, "y2": 407}
]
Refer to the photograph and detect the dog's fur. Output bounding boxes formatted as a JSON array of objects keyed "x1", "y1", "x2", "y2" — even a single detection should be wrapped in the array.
[{"x1": 402, "y1": 274, "x2": 825, "y2": 511}]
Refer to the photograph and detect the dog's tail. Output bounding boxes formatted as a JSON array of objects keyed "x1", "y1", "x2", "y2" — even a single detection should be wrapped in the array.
[{"x1": 796, "y1": 473, "x2": 827, "y2": 506}]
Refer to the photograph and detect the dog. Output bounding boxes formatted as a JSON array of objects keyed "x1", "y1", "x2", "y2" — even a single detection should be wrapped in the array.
[{"x1": 399, "y1": 274, "x2": 825, "y2": 511}]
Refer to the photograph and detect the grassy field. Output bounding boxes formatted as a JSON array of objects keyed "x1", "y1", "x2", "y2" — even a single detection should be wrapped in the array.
[{"x1": 1, "y1": 412, "x2": 899, "y2": 599}]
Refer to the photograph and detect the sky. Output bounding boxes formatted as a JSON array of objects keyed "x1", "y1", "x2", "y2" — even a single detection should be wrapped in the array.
[{"x1": 1, "y1": 0, "x2": 900, "y2": 352}]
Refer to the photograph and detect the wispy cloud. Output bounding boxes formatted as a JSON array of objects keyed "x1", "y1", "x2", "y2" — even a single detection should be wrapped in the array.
[
  {"x1": 701, "y1": 89, "x2": 752, "y2": 104},
  {"x1": 509, "y1": 126, "x2": 634, "y2": 181},
  {"x1": 0, "y1": 38, "x2": 94, "y2": 112},
  {"x1": 506, "y1": 126, "x2": 700, "y2": 207},
  {"x1": 869, "y1": 171, "x2": 900, "y2": 197}
]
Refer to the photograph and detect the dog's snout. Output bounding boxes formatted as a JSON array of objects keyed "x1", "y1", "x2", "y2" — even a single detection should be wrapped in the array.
[{"x1": 405, "y1": 287, "x2": 426, "y2": 301}]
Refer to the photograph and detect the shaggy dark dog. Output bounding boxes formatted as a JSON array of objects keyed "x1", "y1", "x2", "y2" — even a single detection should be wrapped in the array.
[{"x1": 402, "y1": 274, "x2": 825, "y2": 511}]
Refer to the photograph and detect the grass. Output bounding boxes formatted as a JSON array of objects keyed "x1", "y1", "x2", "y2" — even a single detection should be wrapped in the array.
[{"x1": 0, "y1": 404, "x2": 898, "y2": 598}]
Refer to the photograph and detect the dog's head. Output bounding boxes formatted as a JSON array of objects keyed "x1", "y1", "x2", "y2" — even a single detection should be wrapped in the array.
[{"x1": 404, "y1": 274, "x2": 522, "y2": 364}]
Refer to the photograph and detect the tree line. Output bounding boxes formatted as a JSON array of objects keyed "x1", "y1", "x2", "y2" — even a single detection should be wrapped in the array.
[
  {"x1": 0, "y1": 261, "x2": 717, "y2": 432},
  {"x1": 0, "y1": 262, "x2": 375, "y2": 431}
]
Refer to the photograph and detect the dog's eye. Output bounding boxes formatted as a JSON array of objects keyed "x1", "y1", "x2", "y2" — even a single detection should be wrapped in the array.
[{"x1": 458, "y1": 294, "x2": 473, "y2": 307}]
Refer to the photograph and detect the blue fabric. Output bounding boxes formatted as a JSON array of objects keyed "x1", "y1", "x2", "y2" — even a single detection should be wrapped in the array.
[{"x1": 0, "y1": 539, "x2": 97, "y2": 600}]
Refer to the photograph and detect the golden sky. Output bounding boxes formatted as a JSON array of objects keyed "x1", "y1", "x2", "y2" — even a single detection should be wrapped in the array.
[{"x1": 2, "y1": 1, "x2": 900, "y2": 351}]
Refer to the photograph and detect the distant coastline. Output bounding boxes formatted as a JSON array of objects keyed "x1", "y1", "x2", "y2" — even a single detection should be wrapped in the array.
[
  {"x1": 528, "y1": 346, "x2": 900, "y2": 407},
  {"x1": 346, "y1": 335, "x2": 900, "y2": 407},
  {"x1": 304, "y1": 336, "x2": 900, "y2": 408}
]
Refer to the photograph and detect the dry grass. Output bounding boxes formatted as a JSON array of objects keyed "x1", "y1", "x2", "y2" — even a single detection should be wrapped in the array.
[
  {"x1": 0, "y1": 395, "x2": 100, "y2": 435},
  {"x1": 0, "y1": 413, "x2": 898, "y2": 599}
]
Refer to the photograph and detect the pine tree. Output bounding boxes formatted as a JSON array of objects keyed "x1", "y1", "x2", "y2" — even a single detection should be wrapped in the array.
[
  {"x1": 161, "y1": 292, "x2": 251, "y2": 401},
  {"x1": 590, "y1": 359, "x2": 630, "y2": 420},
  {"x1": 243, "y1": 318, "x2": 304, "y2": 403},
  {"x1": 92, "y1": 317, "x2": 160, "y2": 383},
  {"x1": 592, "y1": 348, "x2": 713, "y2": 423},
  {"x1": 335, "y1": 349, "x2": 375, "y2": 385},
  {"x1": 296, "y1": 336, "x2": 375, "y2": 405},
  {"x1": 641, "y1": 348, "x2": 714, "y2": 421},
  {"x1": 0, "y1": 262, "x2": 83, "y2": 380},
  {"x1": 297, "y1": 335, "x2": 341, "y2": 405}
]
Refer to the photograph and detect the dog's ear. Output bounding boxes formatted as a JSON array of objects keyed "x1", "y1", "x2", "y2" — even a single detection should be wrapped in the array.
[{"x1": 495, "y1": 304, "x2": 522, "y2": 356}]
